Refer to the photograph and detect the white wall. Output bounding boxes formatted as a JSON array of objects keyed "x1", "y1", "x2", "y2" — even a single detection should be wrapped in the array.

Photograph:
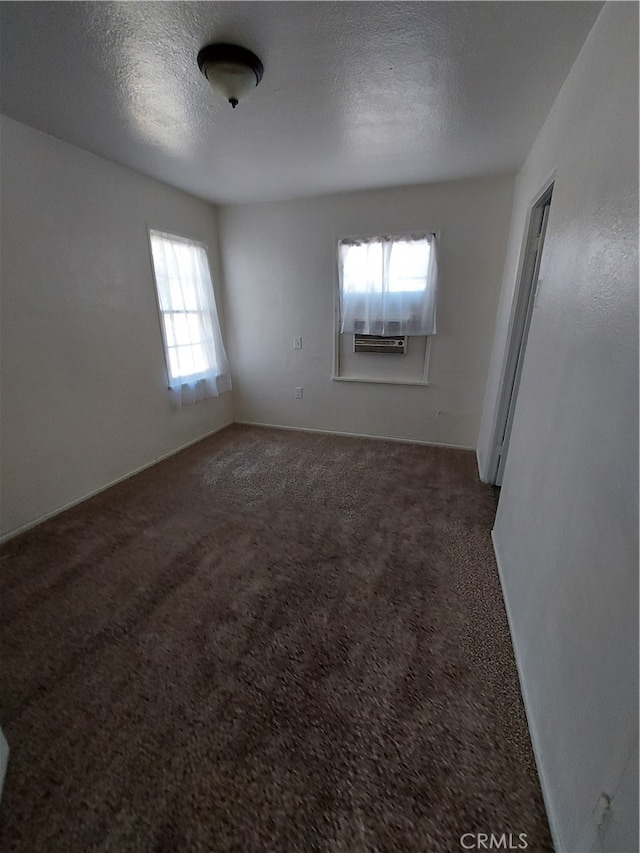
[
  {"x1": 0, "y1": 116, "x2": 233, "y2": 539},
  {"x1": 477, "y1": 4, "x2": 638, "y2": 852},
  {"x1": 218, "y1": 176, "x2": 514, "y2": 448}
]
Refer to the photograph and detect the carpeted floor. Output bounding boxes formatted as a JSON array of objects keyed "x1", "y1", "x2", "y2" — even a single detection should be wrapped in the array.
[{"x1": 0, "y1": 424, "x2": 552, "y2": 852}]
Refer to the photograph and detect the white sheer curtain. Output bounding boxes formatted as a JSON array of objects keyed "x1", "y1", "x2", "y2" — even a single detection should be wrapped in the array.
[
  {"x1": 149, "y1": 230, "x2": 231, "y2": 407},
  {"x1": 339, "y1": 234, "x2": 438, "y2": 336}
]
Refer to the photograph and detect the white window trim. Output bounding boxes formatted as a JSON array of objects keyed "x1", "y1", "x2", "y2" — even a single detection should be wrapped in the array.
[
  {"x1": 146, "y1": 227, "x2": 231, "y2": 407},
  {"x1": 147, "y1": 228, "x2": 211, "y2": 388},
  {"x1": 331, "y1": 339, "x2": 433, "y2": 386}
]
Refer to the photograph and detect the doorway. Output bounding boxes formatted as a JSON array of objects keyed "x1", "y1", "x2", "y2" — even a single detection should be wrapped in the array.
[{"x1": 492, "y1": 182, "x2": 554, "y2": 486}]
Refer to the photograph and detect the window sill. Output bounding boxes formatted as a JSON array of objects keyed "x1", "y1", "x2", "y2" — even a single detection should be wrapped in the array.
[{"x1": 331, "y1": 375, "x2": 430, "y2": 387}]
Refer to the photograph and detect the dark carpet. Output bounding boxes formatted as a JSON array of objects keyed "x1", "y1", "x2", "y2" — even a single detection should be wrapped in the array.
[{"x1": 0, "y1": 424, "x2": 552, "y2": 852}]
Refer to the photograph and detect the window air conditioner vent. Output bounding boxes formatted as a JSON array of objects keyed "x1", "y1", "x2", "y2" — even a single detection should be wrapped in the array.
[{"x1": 354, "y1": 334, "x2": 407, "y2": 354}]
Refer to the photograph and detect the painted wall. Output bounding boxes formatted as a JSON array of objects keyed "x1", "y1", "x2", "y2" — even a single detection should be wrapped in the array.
[
  {"x1": 477, "y1": 4, "x2": 638, "y2": 852},
  {"x1": 218, "y1": 176, "x2": 514, "y2": 448},
  {"x1": 0, "y1": 116, "x2": 233, "y2": 539}
]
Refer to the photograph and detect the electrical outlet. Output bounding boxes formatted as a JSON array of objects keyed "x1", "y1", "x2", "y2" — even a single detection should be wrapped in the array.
[
  {"x1": 294, "y1": 387, "x2": 303, "y2": 399},
  {"x1": 294, "y1": 336, "x2": 303, "y2": 350}
]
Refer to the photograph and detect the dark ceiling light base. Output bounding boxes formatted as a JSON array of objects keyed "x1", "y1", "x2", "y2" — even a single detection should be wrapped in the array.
[{"x1": 197, "y1": 43, "x2": 264, "y2": 109}]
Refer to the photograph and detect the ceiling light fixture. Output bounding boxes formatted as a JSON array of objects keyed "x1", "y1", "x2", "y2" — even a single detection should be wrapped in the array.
[{"x1": 197, "y1": 43, "x2": 264, "y2": 109}]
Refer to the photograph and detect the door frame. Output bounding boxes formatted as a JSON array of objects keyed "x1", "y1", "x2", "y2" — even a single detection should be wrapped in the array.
[{"x1": 487, "y1": 177, "x2": 555, "y2": 486}]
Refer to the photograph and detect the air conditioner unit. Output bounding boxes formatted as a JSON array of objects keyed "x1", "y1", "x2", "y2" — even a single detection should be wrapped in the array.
[{"x1": 354, "y1": 334, "x2": 407, "y2": 354}]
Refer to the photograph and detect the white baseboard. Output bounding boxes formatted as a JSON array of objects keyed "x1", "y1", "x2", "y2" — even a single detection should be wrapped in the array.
[
  {"x1": 491, "y1": 529, "x2": 560, "y2": 852},
  {"x1": 0, "y1": 420, "x2": 234, "y2": 545},
  {"x1": 234, "y1": 420, "x2": 475, "y2": 452},
  {"x1": 0, "y1": 726, "x2": 8, "y2": 803}
]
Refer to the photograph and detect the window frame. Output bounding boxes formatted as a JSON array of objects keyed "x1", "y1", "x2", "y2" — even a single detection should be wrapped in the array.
[
  {"x1": 332, "y1": 230, "x2": 438, "y2": 386},
  {"x1": 147, "y1": 228, "x2": 220, "y2": 389}
]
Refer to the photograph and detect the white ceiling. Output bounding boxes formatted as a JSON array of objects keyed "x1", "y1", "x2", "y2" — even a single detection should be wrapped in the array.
[{"x1": 0, "y1": 1, "x2": 602, "y2": 205}]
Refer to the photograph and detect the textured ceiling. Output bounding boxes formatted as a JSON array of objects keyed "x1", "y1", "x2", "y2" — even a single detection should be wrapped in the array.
[{"x1": 0, "y1": 1, "x2": 602, "y2": 204}]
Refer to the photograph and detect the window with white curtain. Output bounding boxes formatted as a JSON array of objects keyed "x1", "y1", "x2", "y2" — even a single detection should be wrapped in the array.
[
  {"x1": 338, "y1": 234, "x2": 438, "y2": 336},
  {"x1": 148, "y1": 230, "x2": 231, "y2": 408}
]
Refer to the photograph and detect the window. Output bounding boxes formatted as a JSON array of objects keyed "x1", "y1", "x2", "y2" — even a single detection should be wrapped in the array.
[
  {"x1": 334, "y1": 233, "x2": 438, "y2": 385},
  {"x1": 338, "y1": 234, "x2": 438, "y2": 336},
  {"x1": 148, "y1": 230, "x2": 231, "y2": 407}
]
